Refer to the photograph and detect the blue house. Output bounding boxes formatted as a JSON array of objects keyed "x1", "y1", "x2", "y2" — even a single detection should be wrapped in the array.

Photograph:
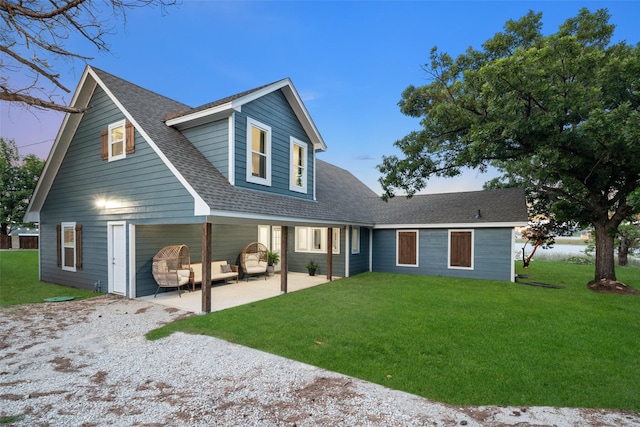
[{"x1": 25, "y1": 66, "x2": 528, "y2": 311}]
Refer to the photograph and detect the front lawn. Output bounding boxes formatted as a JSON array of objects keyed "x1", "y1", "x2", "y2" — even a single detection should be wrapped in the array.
[
  {"x1": 0, "y1": 250, "x2": 98, "y2": 306},
  {"x1": 149, "y1": 260, "x2": 640, "y2": 412}
]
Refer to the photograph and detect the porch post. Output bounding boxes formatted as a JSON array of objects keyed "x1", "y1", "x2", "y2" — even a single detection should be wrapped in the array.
[
  {"x1": 280, "y1": 226, "x2": 288, "y2": 294},
  {"x1": 201, "y1": 222, "x2": 212, "y2": 313},
  {"x1": 326, "y1": 227, "x2": 333, "y2": 281}
]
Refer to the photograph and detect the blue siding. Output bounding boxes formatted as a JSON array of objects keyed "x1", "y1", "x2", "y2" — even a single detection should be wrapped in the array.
[
  {"x1": 349, "y1": 227, "x2": 371, "y2": 275},
  {"x1": 40, "y1": 86, "x2": 202, "y2": 294},
  {"x1": 372, "y1": 228, "x2": 514, "y2": 281},
  {"x1": 182, "y1": 119, "x2": 230, "y2": 179},
  {"x1": 234, "y1": 90, "x2": 314, "y2": 199}
]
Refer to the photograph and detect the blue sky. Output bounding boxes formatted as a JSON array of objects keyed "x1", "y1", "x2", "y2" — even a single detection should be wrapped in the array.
[{"x1": 2, "y1": 1, "x2": 639, "y2": 195}]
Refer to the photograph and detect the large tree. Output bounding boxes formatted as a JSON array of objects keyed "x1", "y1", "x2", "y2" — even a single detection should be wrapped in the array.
[
  {"x1": 0, "y1": 138, "x2": 44, "y2": 235},
  {"x1": 0, "y1": 0, "x2": 176, "y2": 113},
  {"x1": 378, "y1": 9, "x2": 640, "y2": 292}
]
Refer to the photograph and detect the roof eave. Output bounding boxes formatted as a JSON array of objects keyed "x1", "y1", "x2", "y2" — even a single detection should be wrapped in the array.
[
  {"x1": 373, "y1": 221, "x2": 528, "y2": 229},
  {"x1": 25, "y1": 66, "x2": 97, "y2": 222},
  {"x1": 165, "y1": 78, "x2": 327, "y2": 151},
  {"x1": 165, "y1": 102, "x2": 237, "y2": 129}
]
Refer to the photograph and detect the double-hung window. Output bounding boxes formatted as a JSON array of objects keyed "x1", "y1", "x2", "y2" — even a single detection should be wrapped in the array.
[
  {"x1": 109, "y1": 120, "x2": 126, "y2": 161},
  {"x1": 58, "y1": 222, "x2": 82, "y2": 272},
  {"x1": 290, "y1": 137, "x2": 307, "y2": 193},
  {"x1": 246, "y1": 118, "x2": 271, "y2": 186}
]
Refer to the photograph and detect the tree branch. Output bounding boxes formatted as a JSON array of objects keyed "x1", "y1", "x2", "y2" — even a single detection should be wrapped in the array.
[{"x1": 0, "y1": 89, "x2": 87, "y2": 113}]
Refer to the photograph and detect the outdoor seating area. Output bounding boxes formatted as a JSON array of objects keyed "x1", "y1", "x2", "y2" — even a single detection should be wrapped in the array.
[
  {"x1": 190, "y1": 260, "x2": 239, "y2": 289},
  {"x1": 143, "y1": 271, "x2": 336, "y2": 313},
  {"x1": 152, "y1": 245, "x2": 191, "y2": 297}
]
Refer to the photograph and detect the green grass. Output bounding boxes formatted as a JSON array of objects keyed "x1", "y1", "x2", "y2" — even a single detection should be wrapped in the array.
[
  {"x1": 149, "y1": 261, "x2": 640, "y2": 412},
  {"x1": 0, "y1": 250, "x2": 98, "y2": 306}
]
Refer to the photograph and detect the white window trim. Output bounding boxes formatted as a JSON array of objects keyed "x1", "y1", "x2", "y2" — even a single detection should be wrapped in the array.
[
  {"x1": 351, "y1": 226, "x2": 360, "y2": 254},
  {"x1": 448, "y1": 229, "x2": 475, "y2": 270},
  {"x1": 246, "y1": 117, "x2": 271, "y2": 186},
  {"x1": 108, "y1": 119, "x2": 126, "y2": 162},
  {"x1": 61, "y1": 222, "x2": 77, "y2": 272},
  {"x1": 289, "y1": 137, "x2": 308, "y2": 193},
  {"x1": 396, "y1": 229, "x2": 419, "y2": 267},
  {"x1": 295, "y1": 227, "x2": 340, "y2": 254}
]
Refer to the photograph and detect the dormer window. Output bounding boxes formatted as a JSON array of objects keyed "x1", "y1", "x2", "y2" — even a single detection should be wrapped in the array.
[
  {"x1": 290, "y1": 137, "x2": 307, "y2": 193},
  {"x1": 246, "y1": 117, "x2": 271, "y2": 186}
]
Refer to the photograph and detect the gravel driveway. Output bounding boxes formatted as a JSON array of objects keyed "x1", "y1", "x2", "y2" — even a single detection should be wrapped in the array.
[{"x1": 1, "y1": 295, "x2": 638, "y2": 426}]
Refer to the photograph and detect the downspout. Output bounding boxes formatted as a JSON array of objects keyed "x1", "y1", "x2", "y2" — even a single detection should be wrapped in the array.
[
  {"x1": 129, "y1": 224, "x2": 136, "y2": 297},
  {"x1": 369, "y1": 227, "x2": 373, "y2": 272},
  {"x1": 511, "y1": 227, "x2": 516, "y2": 282},
  {"x1": 345, "y1": 226, "x2": 350, "y2": 278}
]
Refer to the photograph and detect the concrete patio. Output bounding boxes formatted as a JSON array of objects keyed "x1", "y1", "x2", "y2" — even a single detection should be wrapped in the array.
[{"x1": 140, "y1": 272, "x2": 337, "y2": 314}]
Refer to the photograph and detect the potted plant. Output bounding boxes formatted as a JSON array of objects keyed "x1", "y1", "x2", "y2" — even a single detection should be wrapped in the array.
[
  {"x1": 305, "y1": 259, "x2": 318, "y2": 276},
  {"x1": 266, "y1": 251, "x2": 280, "y2": 277}
]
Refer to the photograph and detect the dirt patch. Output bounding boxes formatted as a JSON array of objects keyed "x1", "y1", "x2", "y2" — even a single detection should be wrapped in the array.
[{"x1": 587, "y1": 279, "x2": 640, "y2": 295}]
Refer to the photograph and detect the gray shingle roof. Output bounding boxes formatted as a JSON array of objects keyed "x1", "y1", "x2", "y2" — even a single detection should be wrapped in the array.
[
  {"x1": 93, "y1": 68, "x2": 528, "y2": 227},
  {"x1": 368, "y1": 187, "x2": 528, "y2": 225}
]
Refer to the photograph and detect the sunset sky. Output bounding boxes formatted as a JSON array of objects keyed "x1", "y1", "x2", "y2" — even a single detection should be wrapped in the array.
[{"x1": 2, "y1": 1, "x2": 638, "y2": 195}]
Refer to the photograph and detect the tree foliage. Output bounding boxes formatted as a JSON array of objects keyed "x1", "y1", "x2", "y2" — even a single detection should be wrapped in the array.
[
  {"x1": 519, "y1": 219, "x2": 576, "y2": 268},
  {"x1": 0, "y1": 138, "x2": 44, "y2": 235},
  {"x1": 0, "y1": 0, "x2": 177, "y2": 113},
  {"x1": 378, "y1": 8, "x2": 640, "y2": 290}
]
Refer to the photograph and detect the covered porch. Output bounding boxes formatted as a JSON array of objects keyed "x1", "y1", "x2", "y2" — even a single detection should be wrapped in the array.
[{"x1": 140, "y1": 271, "x2": 336, "y2": 314}]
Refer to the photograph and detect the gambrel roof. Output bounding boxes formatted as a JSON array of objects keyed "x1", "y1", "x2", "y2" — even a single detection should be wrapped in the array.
[{"x1": 26, "y1": 66, "x2": 528, "y2": 228}]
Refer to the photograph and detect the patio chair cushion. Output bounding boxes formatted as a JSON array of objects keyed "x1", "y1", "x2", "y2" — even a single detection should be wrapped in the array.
[
  {"x1": 244, "y1": 253, "x2": 267, "y2": 274},
  {"x1": 191, "y1": 261, "x2": 239, "y2": 285}
]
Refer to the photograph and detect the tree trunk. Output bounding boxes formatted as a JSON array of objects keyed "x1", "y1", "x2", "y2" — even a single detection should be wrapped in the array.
[
  {"x1": 618, "y1": 236, "x2": 629, "y2": 267},
  {"x1": 593, "y1": 221, "x2": 617, "y2": 282},
  {"x1": 1, "y1": 223, "x2": 8, "y2": 236},
  {"x1": 522, "y1": 242, "x2": 541, "y2": 268}
]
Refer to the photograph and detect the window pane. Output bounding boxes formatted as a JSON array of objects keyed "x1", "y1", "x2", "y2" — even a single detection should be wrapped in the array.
[
  {"x1": 352, "y1": 228, "x2": 360, "y2": 253},
  {"x1": 112, "y1": 141, "x2": 124, "y2": 156},
  {"x1": 252, "y1": 127, "x2": 266, "y2": 153},
  {"x1": 252, "y1": 153, "x2": 266, "y2": 178},
  {"x1": 63, "y1": 227, "x2": 74, "y2": 246},
  {"x1": 111, "y1": 126, "x2": 124, "y2": 142},
  {"x1": 64, "y1": 248, "x2": 75, "y2": 267},
  {"x1": 313, "y1": 229, "x2": 322, "y2": 250},
  {"x1": 296, "y1": 227, "x2": 308, "y2": 251}
]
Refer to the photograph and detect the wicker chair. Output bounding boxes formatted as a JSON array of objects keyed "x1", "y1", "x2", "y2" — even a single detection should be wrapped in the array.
[
  {"x1": 152, "y1": 245, "x2": 191, "y2": 297},
  {"x1": 239, "y1": 242, "x2": 268, "y2": 281}
]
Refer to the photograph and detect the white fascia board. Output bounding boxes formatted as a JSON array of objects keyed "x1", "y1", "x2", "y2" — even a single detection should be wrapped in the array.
[
  {"x1": 88, "y1": 67, "x2": 211, "y2": 217},
  {"x1": 25, "y1": 67, "x2": 96, "y2": 223},
  {"x1": 373, "y1": 222, "x2": 528, "y2": 229},
  {"x1": 280, "y1": 82, "x2": 327, "y2": 152},
  {"x1": 164, "y1": 79, "x2": 290, "y2": 129},
  {"x1": 165, "y1": 103, "x2": 237, "y2": 129}
]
